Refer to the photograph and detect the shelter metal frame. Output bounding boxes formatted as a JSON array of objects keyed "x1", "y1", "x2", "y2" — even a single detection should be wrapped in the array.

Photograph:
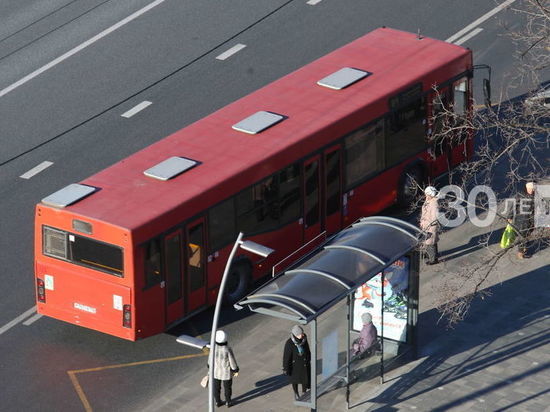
[{"x1": 236, "y1": 216, "x2": 424, "y2": 410}]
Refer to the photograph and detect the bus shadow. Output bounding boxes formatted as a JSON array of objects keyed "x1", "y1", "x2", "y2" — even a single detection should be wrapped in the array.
[
  {"x1": 165, "y1": 294, "x2": 258, "y2": 340},
  {"x1": 363, "y1": 265, "x2": 550, "y2": 410}
]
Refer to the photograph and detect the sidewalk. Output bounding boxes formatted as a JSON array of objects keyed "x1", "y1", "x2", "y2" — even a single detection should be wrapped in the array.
[{"x1": 149, "y1": 223, "x2": 549, "y2": 412}]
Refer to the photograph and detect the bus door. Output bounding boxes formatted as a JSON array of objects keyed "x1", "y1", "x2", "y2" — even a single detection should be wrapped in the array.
[
  {"x1": 164, "y1": 229, "x2": 184, "y2": 325},
  {"x1": 429, "y1": 87, "x2": 452, "y2": 176},
  {"x1": 303, "y1": 155, "x2": 321, "y2": 242},
  {"x1": 185, "y1": 219, "x2": 207, "y2": 313},
  {"x1": 323, "y1": 146, "x2": 343, "y2": 235}
]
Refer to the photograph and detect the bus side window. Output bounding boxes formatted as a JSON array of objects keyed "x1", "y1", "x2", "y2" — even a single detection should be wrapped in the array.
[
  {"x1": 344, "y1": 119, "x2": 384, "y2": 189},
  {"x1": 236, "y1": 176, "x2": 279, "y2": 234},
  {"x1": 279, "y1": 164, "x2": 301, "y2": 225},
  {"x1": 385, "y1": 95, "x2": 426, "y2": 167},
  {"x1": 144, "y1": 238, "x2": 162, "y2": 288},
  {"x1": 208, "y1": 198, "x2": 236, "y2": 252}
]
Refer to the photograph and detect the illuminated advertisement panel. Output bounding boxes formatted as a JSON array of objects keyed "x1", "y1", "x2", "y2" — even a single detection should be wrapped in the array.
[{"x1": 353, "y1": 257, "x2": 409, "y2": 342}]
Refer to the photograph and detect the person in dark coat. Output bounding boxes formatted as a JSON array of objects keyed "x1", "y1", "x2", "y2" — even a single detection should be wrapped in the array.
[
  {"x1": 282, "y1": 325, "x2": 311, "y2": 400},
  {"x1": 510, "y1": 182, "x2": 536, "y2": 258}
]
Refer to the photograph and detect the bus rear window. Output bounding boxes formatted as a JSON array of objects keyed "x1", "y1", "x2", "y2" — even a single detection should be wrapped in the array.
[{"x1": 43, "y1": 226, "x2": 123, "y2": 277}]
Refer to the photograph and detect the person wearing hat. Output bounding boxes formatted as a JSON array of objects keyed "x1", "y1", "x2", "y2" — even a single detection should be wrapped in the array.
[
  {"x1": 420, "y1": 186, "x2": 440, "y2": 265},
  {"x1": 282, "y1": 325, "x2": 311, "y2": 400},
  {"x1": 209, "y1": 330, "x2": 239, "y2": 407},
  {"x1": 352, "y1": 312, "x2": 379, "y2": 357},
  {"x1": 508, "y1": 181, "x2": 536, "y2": 258}
]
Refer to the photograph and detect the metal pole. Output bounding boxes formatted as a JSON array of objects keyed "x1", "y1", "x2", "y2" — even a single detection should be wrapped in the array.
[
  {"x1": 310, "y1": 319, "x2": 317, "y2": 412},
  {"x1": 209, "y1": 232, "x2": 244, "y2": 412},
  {"x1": 346, "y1": 295, "x2": 351, "y2": 409},
  {"x1": 380, "y1": 271, "x2": 385, "y2": 385}
]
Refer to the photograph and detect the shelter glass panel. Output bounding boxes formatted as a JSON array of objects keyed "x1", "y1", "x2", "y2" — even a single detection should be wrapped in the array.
[
  {"x1": 330, "y1": 224, "x2": 415, "y2": 263},
  {"x1": 256, "y1": 271, "x2": 343, "y2": 314},
  {"x1": 353, "y1": 257, "x2": 410, "y2": 342},
  {"x1": 314, "y1": 299, "x2": 348, "y2": 411},
  {"x1": 304, "y1": 249, "x2": 380, "y2": 284},
  {"x1": 348, "y1": 305, "x2": 382, "y2": 407}
]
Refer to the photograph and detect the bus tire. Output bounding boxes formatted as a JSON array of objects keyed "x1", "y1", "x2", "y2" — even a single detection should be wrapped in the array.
[
  {"x1": 397, "y1": 166, "x2": 425, "y2": 209},
  {"x1": 224, "y1": 261, "x2": 251, "y2": 306}
]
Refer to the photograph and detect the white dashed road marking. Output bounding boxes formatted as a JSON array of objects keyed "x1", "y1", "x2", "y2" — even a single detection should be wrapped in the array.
[
  {"x1": 20, "y1": 161, "x2": 53, "y2": 179},
  {"x1": 446, "y1": 0, "x2": 516, "y2": 44},
  {"x1": 23, "y1": 313, "x2": 43, "y2": 326},
  {"x1": 0, "y1": 306, "x2": 36, "y2": 336},
  {"x1": 216, "y1": 44, "x2": 247, "y2": 61},
  {"x1": 0, "y1": 0, "x2": 169, "y2": 99},
  {"x1": 454, "y1": 28, "x2": 484, "y2": 45},
  {"x1": 121, "y1": 101, "x2": 152, "y2": 118}
]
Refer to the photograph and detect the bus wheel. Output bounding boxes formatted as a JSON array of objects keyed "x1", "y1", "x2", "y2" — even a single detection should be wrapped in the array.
[
  {"x1": 397, "y1": 166, "x2": 424, "y2": 209},
  {"x1": 224, "y1": 262, "x2": 251, "y2": 305}
]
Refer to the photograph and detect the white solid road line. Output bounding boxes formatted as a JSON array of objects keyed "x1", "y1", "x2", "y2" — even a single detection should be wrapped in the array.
[
  {"x1": 121, "y1": 101, "x2": 152, "y2": 118},
  {"x1": 0, "y1": 306, "x2": 36, "y2": 336},
  {"x1": 0, "y1": 0, "x2": 168, "y2": 99},
  {"x1": 307, "y1": 0, "x2": 323, "y2": 5},
  {"x1": 23, "y1": 313, "x2": 43, "y2": 326},
  {"x1": 454, "y1": 28, "x2": 484, "y2": 46},
  {"x1": 446, "y1": 0, "x2": 517, "y2": 43},
  {"x1": 20, "y1": 161, "x2": 54, "y2": 179},
  {"x1": 216, "y1": 44, "x2": 247, "y2": 61}
]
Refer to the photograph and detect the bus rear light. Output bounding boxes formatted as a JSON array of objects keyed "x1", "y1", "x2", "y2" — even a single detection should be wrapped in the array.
[
  {"x1": 37, "y1": 279, "x2": 46, "y2": 303},
  {"x1": 123, "y1": 304, "x2": 132, "y2": 328}
]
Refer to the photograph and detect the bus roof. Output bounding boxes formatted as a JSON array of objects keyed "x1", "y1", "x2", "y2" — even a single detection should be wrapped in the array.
[{"x1": 55, "y1": 27, "x2": 471, "y2": 233}]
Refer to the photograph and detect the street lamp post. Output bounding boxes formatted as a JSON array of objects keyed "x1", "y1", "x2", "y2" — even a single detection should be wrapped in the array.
[{"x1": 208, "y1": 232, "x2": 274, "y2": 412}]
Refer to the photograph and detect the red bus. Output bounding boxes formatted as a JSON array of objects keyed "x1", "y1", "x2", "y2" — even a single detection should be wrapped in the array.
[{"x1": 35, "y1": 28, "x2": 473, "y2": 340}]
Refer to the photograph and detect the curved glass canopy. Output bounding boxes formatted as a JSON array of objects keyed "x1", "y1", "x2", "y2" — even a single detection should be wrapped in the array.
[{"x1": 236, "y1": 216, "x2": 422, "y2": 322}]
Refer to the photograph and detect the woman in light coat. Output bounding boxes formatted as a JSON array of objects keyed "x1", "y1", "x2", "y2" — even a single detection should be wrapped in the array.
[
  {"x1": 210, "y1": 330, "x2": 239, "y2": 407},
  {"x1": 420, "y1": 186, "x2": 440, "y2": 264}
]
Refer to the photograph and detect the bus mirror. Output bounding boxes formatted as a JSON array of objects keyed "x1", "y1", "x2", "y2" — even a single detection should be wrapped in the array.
[
  {"x1": 483, "y1": 79, "x2": 491, "y2": 108},
  {"x1": 474, "y1": 64, "x2": 492, "y2": 109}
]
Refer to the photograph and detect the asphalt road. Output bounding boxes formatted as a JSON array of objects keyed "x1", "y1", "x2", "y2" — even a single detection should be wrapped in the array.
[{"x1": 0, "y1": 1, "x2": 541, "y2": 411}]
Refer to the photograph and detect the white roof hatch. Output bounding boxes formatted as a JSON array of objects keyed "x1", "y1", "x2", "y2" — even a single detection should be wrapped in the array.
[{"x1": 317, "y1": 67, "x2": 371, "y2": 90}]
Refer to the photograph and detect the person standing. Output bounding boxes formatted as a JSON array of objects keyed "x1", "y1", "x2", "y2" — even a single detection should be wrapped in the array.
[
  {"x1": 210, "y1": 330, "x2": 239, "y2": 408},
  {"x1": 282, "y1": 325, "x2": 311, "y2": 400},
  {"x1": 420, "y1": 186, "x2": 440, "y2": 265},
  {"x1": 513, "y1": 181, "x2": 536, "y2": 258}
]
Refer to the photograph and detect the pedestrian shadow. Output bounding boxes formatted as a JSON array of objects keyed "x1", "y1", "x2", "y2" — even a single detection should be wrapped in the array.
[
  {"x1": 359, "y1": 265, "x2": 550, "y2": 411},
  {"x1": 439, "y1": 229, "x2": 501, "y2": 262},
  {"x1": 231, "y1": 374, "x2": 288, "y2": 404},
  {"x1": 439, "y1": 227, "x2": 550, "y2": 263}
]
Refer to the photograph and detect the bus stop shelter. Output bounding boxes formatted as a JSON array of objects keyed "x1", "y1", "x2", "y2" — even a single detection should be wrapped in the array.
[{"x1": 236, "y1": 216, "x2": 423, "y2": 410}]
